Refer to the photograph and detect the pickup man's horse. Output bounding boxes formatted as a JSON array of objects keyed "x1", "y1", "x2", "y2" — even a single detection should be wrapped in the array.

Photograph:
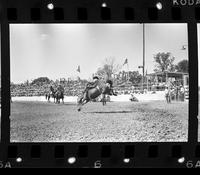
[
  {"x1": 46, "y1": 86, "x2": 56, "y2": 103},
  {"x1": 55, "y1": 89, "x2": 64, "y2": 104}
]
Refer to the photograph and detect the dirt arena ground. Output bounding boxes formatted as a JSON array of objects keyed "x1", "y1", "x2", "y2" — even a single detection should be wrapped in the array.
[
  {"x1": 198, "y1": 91, "x2": 200, "y2": 142},
  {"x1": 10, "y1": 100, "x2": 189, "y2": 142}
]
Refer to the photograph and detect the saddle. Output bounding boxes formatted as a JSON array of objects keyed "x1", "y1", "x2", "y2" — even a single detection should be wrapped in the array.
[{"x1": 86, "y1": 82, "x2": 98, "y2": 89}]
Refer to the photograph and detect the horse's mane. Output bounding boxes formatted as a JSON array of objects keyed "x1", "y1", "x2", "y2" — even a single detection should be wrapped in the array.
[{"x1": 97, "y1": 80, "x2": 113, "y2": 93}]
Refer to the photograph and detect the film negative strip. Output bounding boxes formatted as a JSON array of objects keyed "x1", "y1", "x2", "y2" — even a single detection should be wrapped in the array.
[{"x1": 0, "y1": 0, "x2": 200, "y2": 168}]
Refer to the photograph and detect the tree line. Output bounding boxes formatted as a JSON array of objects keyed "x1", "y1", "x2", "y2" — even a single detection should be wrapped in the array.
[{"x1": 95, "y1": 52, "x2": 188, "y2": 84}]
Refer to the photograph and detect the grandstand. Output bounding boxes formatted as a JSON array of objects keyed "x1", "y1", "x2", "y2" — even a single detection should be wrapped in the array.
[
  {"x1": 11, "y1": 79, "x2": 88, "y2": 97},
  {"x1": 10, "y1": 71, "x2": 189, "y2": 98}
]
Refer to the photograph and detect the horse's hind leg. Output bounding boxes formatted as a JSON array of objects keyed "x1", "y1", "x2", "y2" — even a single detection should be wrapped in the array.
[
  {"x1": 78, "y1": 99, "x2": 85, "y2": 111},
  {"x1": 78, "y1": 103, "x2": 83, "y2": 111},
  {"x1": 78, "y1": 97, "x2": 84, "y2": 105},
  {"x1": 78, "y1": 99, "x2": 89, "y2": 112}
]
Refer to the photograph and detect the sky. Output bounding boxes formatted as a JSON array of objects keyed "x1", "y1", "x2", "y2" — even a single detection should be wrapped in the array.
[{"x1": 10, "y1": 24, "x2": 188, "y2": 84}]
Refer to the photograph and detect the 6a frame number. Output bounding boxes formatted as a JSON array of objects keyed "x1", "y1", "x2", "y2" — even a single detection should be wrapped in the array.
[
  {"x1": 186, "y1": 161, "x2": 200, "y2": 168},
  {"x1": 0, "y1": 161, "x2": 12, "y2": 168}
]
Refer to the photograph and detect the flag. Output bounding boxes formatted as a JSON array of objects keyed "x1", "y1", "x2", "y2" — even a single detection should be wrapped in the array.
[
  {"x1": 77, "y1": 66, "x2": 80, "y2": 73},
  {"x1": 181, "y1": 45, "x2": 187, "y2": 50},
  {"x1": 123, "y1": 58, "x2": 128, "y2": 66}
]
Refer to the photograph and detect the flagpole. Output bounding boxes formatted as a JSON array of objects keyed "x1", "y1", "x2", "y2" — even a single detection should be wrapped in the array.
[
  {"x1": 142, "y1": 23, "x2": 145, "y2": 91},
  {"x1": 146, "y1": 70, "x2": 148, "y2": 91},
  {"x1": 127, "y1": 60, "x2": 129, "y2": 82}
]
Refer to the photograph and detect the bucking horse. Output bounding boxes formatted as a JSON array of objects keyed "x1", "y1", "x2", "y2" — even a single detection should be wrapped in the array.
[{"x1": 77, "y1": 80, "x2": 117, "y2": 111}]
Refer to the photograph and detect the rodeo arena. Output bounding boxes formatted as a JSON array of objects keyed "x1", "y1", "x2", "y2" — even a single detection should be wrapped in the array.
[{"x1": 9, "y1": 65, "x2": 189, "y2": 142}]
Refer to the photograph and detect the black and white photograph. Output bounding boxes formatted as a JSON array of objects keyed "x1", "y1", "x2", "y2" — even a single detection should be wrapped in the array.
[
  {"x1": 0, "y1": 27, "x2": 1, "y2": 140},
  {"x1": 198, "y1": 24, "x2": 200, "y2": 142},
  {"x1": 10, "y1": 24, "x2": 189, "y2": 142}
]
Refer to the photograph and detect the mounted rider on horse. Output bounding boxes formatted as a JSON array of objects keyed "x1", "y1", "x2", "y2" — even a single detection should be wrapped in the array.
[
  {"x1": 46, "y1": 85, "x2": 56, "y2": 102},
  {"x1": 83, "y1": 76, "x2": 117, "y2": 99},
  {"x1": 83, "y1": 76, "x2": 100, "y2": 99},
  {"x1": 46, "y1": 84, "x2": 64, "y2": 103},
  {"x1": 55, "y1": 84, "x2": 65, "y2": 104},
  {"x1": 50, "y1": 85, "x2": 55, "y2": 95},
  {"x1": 77, "y1": 76, "x2": 117, "y2": 111}
]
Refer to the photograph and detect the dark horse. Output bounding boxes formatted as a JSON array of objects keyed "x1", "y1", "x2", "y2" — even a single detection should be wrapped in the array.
[
  {"x1": 77, "y1": 81, "x2": 116, "y2": 111},
  {"x1": 46, "y1": 86, "x2": 56, "y2": 103},
  {"x1": 55, "y1": 90, "x2": 64, "y2": 104}
]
